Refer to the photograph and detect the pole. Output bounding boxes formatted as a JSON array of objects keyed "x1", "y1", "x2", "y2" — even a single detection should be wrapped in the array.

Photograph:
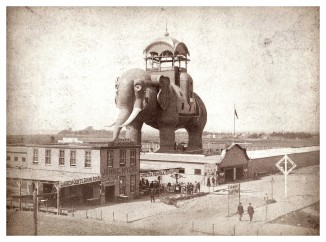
[
  {"x1": 233, "y1": 104, "x2": 235, "y2": 143},
  {"x1": 284, "y1": 156, "x2": 288, "y2": 199},
  {"x1": 33, "y1": 188, "x2": 37, "y2": 236},
  {"x1": 227, "y1": 187, "x2": 230, "y2": 216},
  {"x1": 238, "y1": 183, "x2": 241, "y2": 204},
  {"x1": 271, "y1": 177, "x2": 274, "y2": 199},
  {"x1": 113, "y1": 211, "x2": 115, "y2": 221},
  {"x1": 19, "y1": 180, "x2": 22, "y2": 211}
]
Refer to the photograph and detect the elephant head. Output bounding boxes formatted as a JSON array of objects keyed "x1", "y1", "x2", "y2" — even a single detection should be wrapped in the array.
[{"x1": 111, "y1": 68, "x2": 172, "y2": 141}]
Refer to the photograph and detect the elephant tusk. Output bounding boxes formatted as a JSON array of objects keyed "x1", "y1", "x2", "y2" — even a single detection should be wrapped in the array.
[
  {"x1": 105, "y1": 122, "x2": 116, "y2": 128},
  {"x1": 119, "y1": 108, "x2": 142, "y2": 127}
]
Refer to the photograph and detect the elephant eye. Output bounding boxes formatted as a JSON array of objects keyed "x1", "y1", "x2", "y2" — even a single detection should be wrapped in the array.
[{"x1": 135, "y1": 84, "x2": 142, "y2": 91}]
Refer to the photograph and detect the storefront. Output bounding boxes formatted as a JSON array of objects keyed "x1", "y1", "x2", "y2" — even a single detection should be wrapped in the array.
[{"x1": 217, "y1": 144, "x2": 249, "y2": 183}]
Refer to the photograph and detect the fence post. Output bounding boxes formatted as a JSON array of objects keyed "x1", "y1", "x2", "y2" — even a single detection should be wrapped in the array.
[
  {"x1": 72, "y1": 206, "x2": 74, "y2": 217},
  {"x1": 113, "y1": 211, "x2": 115, "y2": 221},
  {"x1": 86, "y1": 209, "x2": 88, "y2": 219},
  {"x1": 101, "y1": 210, "x2": 102, "y2": 220},
  {"x1": 126, "y1": 212, "x2": 128, "y2": 223}
]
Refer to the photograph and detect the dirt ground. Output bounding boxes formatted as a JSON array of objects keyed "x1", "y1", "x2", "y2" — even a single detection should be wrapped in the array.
[{"x1": 7, "y1": 165, "x2": 320, "y2": 236}]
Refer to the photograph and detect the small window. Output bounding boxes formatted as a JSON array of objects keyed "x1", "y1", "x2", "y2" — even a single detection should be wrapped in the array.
[
  {"x1": 45, "y1": 149, "x2": 51, "y2": 165},
  {"x1": 179, "y1": 168, "x2": 185, "y2": 174},
  {"x1": 130, "y1": 149, "x2": 136, "y2": 166},
  {"x1": 107, "y1": 150, "x2": 114, "y2": 167},
  {"x1": 14, "y1": 157, "x2": 18, "y2": 162},
  {"x1": 33, "y1": 149, "x2": 38, "y2": 164},
  {"x1": 119, "y1": 150, "x2": 126, "y2": 167},
  {"x1": 59, "y1": 150, "x2": 65, "y2": 166},
  {"x1": 22, "y1": 157, "x2": 26, "y2": 162},
  {"x1": 194, "y1": 169, "x2": 201, "y2": 175},
  {"x1": 70, "y1": 150, "x2": 76, "y2": 167},
  {"x1": 85, "y1": 151, "x2": 92, "y2": 168}
]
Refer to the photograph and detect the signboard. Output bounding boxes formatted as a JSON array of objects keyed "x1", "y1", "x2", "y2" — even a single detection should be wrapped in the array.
[
  {"x1": 140, "y1": 168, "x2": 179, "y2": 178},
  {"x1": 204, "y1": 163, "x2": 217, "y2": 177},
  {"x1": 60, "y1": 175, "x2": 101, "y2": 188},
  {"x1": 228, "y1": 183, "x2": 240, "y2": 197},
  {"x1": 102, "y1": 166, "x2": 139, "y2": 176},
  {"x1": 275, "y1": 155, "x2": 297, "y2": 198}
]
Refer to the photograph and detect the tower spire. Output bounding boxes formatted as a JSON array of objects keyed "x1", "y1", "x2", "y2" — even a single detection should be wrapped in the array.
[{"x1": 164, "y1": 20, "x2": 169, "y2": 36}]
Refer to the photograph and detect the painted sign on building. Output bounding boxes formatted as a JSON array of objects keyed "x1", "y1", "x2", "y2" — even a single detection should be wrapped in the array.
[
  {"x1": 59, "y1": 175, "x2": 101, "y2": 188},
  {"x1": 140, "y1": 168, "x2": 179, "y2": 178}
]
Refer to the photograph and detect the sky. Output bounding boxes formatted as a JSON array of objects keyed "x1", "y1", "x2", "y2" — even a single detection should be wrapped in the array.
[{"x1": 6, "y1": 6, "x2": 320, "y2": 135}]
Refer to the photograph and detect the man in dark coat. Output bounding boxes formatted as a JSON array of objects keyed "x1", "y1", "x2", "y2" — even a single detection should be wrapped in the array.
[
  {"x1": 150, "y1": 188, "x2": 155, "y2": 203},
  {"x1": 237, "y1": 203, "x2": 244, "y2": 221},
  {"x1": 247, "y1": 203, "x2": 254, "y2": 222}
]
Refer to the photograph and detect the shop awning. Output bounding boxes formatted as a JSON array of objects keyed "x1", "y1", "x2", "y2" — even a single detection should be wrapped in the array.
[{"x1": 6, "y1": 168, "x2": 101, "y2": 188}]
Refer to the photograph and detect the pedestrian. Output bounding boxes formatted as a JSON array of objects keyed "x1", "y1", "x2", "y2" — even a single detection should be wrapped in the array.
[
  {"x1": 150, "y1": 188, "x2": 155, "y2": 203},
  {"x1": 207, "y1": 177, "x2": 211, "y2": 187},
  {"x1": 237, "y1": 202, "x2": 244, "y2": 221},
  {"x1": 212, "y1": 177, "x2": 215, "y2": 187},
  {"x1": 196, "y1": 181, "x2": 201, "y2": 192},
  {"x1": 247, "y1": 203, "x2": 254, "y2": 222}
]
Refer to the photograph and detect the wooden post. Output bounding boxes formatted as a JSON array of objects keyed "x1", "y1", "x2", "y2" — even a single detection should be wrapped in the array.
[
  {"x1": 100, "y1": 210, "x2": 102, "y2": 220},
  {"x1": 72, "y1": 206, "x2": 74, "y2": 217},
  {"x1": 54, "y1": 184, "x2": 60, "y2": 215},
  {"x1": 18, "y1": 181, "x2": 22, "y2": 211},
  {"x1": 126, "y1": 212, "x2": 128, "y2": 223},
  {"x1": 238, "y1": 183, "x2": 241, "y2": 204},
  {"x1": 113, "y1": 211, "x2": 115, "y2": 221},
  {"x1": 35, "y1": 183, "x2": 40, "y2": 212},
  {"x1": 86, "y1": 209, "x2": 88, "y2": 219},
  {"x1": 33, "y1": 188, "x2": 37, "y2": 236}
]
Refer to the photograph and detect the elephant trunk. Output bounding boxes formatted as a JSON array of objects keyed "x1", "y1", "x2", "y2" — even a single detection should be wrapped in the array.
[{"x1": 112, "y1": 108, "x2": 132, "y2": 140}]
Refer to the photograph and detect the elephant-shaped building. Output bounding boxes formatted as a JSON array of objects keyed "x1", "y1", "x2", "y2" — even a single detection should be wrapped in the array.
[{"x1": 111, "y1": 31, "x2": 207, "y2": 153}]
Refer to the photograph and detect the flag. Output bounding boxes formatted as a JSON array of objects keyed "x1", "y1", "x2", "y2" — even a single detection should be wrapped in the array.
[{"x1": 234, "y1": 108, "x2": 239, "y2": 119}]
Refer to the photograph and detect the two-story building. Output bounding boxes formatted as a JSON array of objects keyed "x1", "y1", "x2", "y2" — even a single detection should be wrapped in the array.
[{"x1": 6, "y1": 138, "x2": 140, "y2": 212}]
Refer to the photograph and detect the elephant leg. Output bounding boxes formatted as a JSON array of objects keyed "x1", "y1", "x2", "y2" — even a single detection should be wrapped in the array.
[
  {"x1": 126, "y1": 122, "x2": 143, "y2": 144},
  {"x1": 158, "y1": 125, "x2": 176, "y2": 152},
  {"x1": 186, "y1": 126, "x2": 203, "y2": 151}
]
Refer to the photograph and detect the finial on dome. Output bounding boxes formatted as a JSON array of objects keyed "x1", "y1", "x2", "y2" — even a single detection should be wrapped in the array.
[{"x1": 164, "y1": 20, "x2": 169, "y2": 36}]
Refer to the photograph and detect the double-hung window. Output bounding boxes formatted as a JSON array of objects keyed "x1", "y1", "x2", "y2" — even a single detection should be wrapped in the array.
[
  {"x1": 130, "y1": 149, "x2": 136, "y2": 166},
  {"x1": 85, "y1": 151, "x2": 91, "y2": 168},
  {"x1": 45, "y1": 149, "x2": 51, "y2": 165},
  {"x1": 119, "y1": 150, "x2": 126, "y2": 167},
  {"x1": 70, "y1": 150, "x2": 76, "y2": 167},
  {"x1": 59, "y1": 150, "x2": 65, "y2": 166},
  {"x1": 107, "y1": 150, "x2": 113, "y2": 167},
  {"x1": 33, "y1": 149, "x2": 38, "y2": 164}
]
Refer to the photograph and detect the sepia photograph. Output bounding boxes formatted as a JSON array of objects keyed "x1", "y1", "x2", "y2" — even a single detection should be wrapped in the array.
[{"x1": 3, "y1": 0, "x2": 322, "y2": 237}]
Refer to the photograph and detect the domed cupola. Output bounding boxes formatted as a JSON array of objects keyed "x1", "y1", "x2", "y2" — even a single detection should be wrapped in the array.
[{"x1": 144, "y1": 32, "x2": 190, "y2": 73}]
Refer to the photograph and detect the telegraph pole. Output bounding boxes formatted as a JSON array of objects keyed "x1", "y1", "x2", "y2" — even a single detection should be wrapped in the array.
[{"x1": 33, "y1": 188, "x2": 37, "y2": 236}]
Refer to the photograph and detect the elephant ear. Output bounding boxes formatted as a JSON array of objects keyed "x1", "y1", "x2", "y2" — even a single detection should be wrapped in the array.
[{"x1": 157, "y1": 76, "x2": 170, "y2": 110}]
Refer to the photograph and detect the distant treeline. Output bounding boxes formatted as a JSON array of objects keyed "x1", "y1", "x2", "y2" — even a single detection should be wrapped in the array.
[
  {"x1": 58, "y1": 126, "x2": 113, "y2": 136},
  {"x1": 270, "y1": 132, "x2": 315, "y2": 139}
]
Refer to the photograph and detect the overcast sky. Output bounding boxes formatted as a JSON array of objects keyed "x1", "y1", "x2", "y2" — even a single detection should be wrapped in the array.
[{"x1": 6, "y1": 7, "x2": 320, "y2": 134}]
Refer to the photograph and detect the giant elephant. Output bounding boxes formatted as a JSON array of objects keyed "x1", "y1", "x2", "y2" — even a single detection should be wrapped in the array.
[{"x1": 111, "y1": 68, "x2": 207, "y2": 152}]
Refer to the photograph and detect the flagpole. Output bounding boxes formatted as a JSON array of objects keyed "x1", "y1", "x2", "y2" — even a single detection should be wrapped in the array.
[{"x1": 233, "y1": 104, "x2": 235, "y2": 144}]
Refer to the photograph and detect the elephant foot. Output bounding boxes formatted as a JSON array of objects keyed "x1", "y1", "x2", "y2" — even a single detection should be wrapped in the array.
[{"x1": 187, "y1": 129, "x2": 204, "y2": 153}]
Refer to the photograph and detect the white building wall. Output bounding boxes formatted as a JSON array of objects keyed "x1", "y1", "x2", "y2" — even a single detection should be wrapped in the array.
[
  {"x1": 6, "y1": 146, "x2": 28, "y2": 168},
  {"x1": 26, "y1": 147, "x2": 101, "y2": 174}
]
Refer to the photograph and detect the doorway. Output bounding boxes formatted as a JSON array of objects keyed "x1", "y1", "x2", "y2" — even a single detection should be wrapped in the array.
[{"x1": 105, "y1": 186, "x2": 115, "y2": 202}]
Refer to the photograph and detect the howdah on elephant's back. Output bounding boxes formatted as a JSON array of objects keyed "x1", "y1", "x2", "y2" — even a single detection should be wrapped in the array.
[{"x1": 111, "y1": 31, "x2": 207, "y2": 153}]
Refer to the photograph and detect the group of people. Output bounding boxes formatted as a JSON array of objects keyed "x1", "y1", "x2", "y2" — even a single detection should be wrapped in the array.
[
  {"x1": 206, "y1": 177, "x2": 218, "y2": 187},
  {"x1": 237, "y1": 202, "x2": 255, "y2": 222}
]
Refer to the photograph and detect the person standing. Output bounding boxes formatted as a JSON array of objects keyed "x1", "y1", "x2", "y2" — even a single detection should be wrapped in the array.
[
  {"x1": 207, "y1": 177, "x2": 211, "y2": 187},
  {"x1": 197, "y1": 181, "x2": 201, "y2": 192},
  {"x1": 150, "y1": 188, "x2": 155, "y2": 203},
  {"x1": 247, "y1": 203, "x2": 254, "y2": 222},
  {"x1": 237, "y1": 203, "x2": 244, "y2": 221}
]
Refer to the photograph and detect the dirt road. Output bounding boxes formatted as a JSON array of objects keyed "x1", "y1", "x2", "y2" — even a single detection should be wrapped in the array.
[{"x1": 7, "y1": 165, "x2": 319, "y2": 235}]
